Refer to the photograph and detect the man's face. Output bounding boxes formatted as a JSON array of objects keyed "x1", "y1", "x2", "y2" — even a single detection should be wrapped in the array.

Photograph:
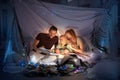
[{"x1": 49, "y1": 30, "x2": 57, "y2": 38}]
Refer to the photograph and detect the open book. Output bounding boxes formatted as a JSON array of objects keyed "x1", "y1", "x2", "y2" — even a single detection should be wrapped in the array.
[
  {"x1": 39, "y1": 47, "x2": 50, "y2": 54},
  {"x1": 39, "y1": 47, "x2": 62, "y2": 56}
]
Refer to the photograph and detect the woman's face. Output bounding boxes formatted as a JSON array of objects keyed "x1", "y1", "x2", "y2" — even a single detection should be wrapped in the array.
[
  {"x1": 65, "y1": 33, "x2": 72, "y2": 40},
  {"x1": 65, "y1": 32, "x2": 73, "y2": 44}
]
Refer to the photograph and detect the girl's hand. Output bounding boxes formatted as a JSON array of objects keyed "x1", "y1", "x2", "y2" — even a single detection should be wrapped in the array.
[{"x1": 55, "y1": 49, "x2": 60, "y2": 54}]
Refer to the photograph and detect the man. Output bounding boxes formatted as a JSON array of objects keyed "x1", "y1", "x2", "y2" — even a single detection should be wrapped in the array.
[
  {"x1": 29, "y1": 26, "x2": 58, "y2": 64},
  {"x1": 33, "y1": 26, "x2": 58, "y2": 51}
]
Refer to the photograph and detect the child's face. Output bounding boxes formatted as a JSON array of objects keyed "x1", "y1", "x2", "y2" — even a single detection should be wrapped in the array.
[{"x1": 60, "y1": 36, "x2": 67, "y2": 44}]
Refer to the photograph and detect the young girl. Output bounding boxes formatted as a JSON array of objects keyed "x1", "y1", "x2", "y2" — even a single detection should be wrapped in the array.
[{"x1": 55, "y1": 35, "x2": 72, "y2": 55}]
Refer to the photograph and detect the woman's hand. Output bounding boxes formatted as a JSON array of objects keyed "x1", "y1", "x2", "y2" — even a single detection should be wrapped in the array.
[{"x1": 67, "y1": 43, "x2": 90, "y2": 58}]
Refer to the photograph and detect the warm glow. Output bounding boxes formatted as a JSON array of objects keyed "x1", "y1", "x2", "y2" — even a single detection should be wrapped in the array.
[
  {"x1": 30, "y1": 55, "x2": 37, "y2": 63},
  {"x1": 57, "y1": 30, "x2": 61, "y2": 37}
]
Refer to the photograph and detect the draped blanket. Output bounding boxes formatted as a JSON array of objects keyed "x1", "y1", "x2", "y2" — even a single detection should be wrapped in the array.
[
  {"x1": 14, "y1": 0, "x2": 108, "y2": 41},
  {"x1": 3, "y1": 0, "x2": 111, "y2": 73}
]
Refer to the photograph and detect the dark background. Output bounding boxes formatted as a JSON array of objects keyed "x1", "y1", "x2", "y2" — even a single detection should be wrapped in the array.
[{"x1": 0, "y1": 0, "x2": 120, "y2": 80}]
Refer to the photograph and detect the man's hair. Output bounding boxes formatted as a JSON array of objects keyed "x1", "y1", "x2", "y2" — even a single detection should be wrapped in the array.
[{"x1": 49, "y1": 26, "x2": 57, "y2": 32}]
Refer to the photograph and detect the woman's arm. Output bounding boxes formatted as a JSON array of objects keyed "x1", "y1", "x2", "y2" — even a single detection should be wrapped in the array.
[
  {"x1": 67, "y1": 37, "x2": 84, "y2": 53},
  {"x1": 70, "y1": 46, "x2": 89, "y2": 57},
  {"x1": 77, "y1": 37, "x2": 84, "y2": 50}
]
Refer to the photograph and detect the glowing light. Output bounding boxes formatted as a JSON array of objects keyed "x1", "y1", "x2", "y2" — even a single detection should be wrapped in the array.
[
  {"x1": 31, "y1": 55, "x2": 36, "y2": 63},
  {"x1": 30, "y1": 55, "x2": 38, "y2": 64},
  {"x1": 57, "y1": 30, "x2": 61, "y2": 37},
  {"x1": 51, "y1": 45, "x2": 55, "y2": 50}
]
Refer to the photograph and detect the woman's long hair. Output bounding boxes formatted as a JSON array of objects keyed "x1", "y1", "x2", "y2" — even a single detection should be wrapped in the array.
[
  {"x1": 65, "y1": 29, "x2": 91, "y2": 51},
  {"x1": 65, "y1": 29, "x2": 77, "y2": 44}
]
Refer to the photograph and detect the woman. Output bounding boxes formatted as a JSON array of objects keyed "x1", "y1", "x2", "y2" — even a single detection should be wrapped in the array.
[
  {"x1": 64, "y1": 29, "x2": 89, "y2": 58},
  {"x1": 64, "y1": 29, "x2": 101, "y2": 67}
]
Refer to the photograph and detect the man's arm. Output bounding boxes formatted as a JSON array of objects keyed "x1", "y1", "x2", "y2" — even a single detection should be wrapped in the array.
[
  {"x1": 55, "y1": 37, "x2": 59, "y2": 48},
  {"x1": 33, "y1": 39, "x2": 39, "y2": 51}
]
